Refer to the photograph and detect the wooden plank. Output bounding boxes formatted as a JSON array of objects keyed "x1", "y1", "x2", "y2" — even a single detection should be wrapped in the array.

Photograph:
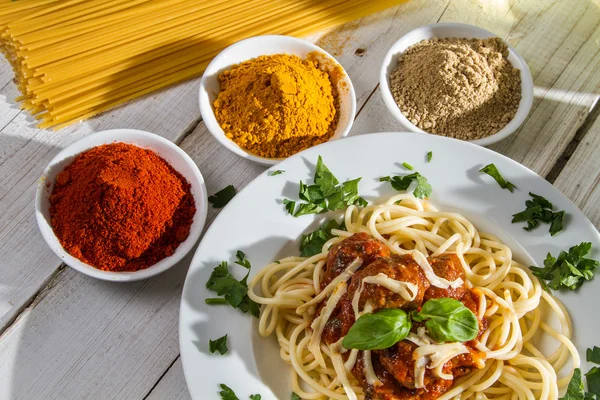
[
  {"x1": 553, "y1": 114, "x2": 600, "y2": 228},
  {"x1": 145, "y1": 359, "x2": 191, "y2": 400},
  {"x1": 0, "y1": 78, "x2": 202, "y2": 331},
  {"x1": 351, "y1": 0, "x2": 600, "y2": 177}
]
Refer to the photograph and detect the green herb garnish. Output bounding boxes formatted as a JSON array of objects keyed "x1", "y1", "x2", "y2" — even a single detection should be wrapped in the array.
[
  {"x1": 427, "y1": 151, "x2": 433, "y2": 162},
  {"x1": 588, "y1": 347, "x2": 600, "y2": 364},
  {"x1": 219, "y1": 384, "x2": 239, "y2": 400},
  {"x1": 291, "y1": 393, "x2": 301, "y2": 400},
  {"x1": 284, "y1": 156, "x2": 367, "y2": 217},
  {"x1": 380, "y1": 172, "x2": 432, "y2": 199},
  {"x1": 209, "y1": 185, "x2": 236, "y2": 208},
  {"x1": 342, "y1": 309, "x2": 412, "y2": 350},
  {"x1": 529, "y1": 242, "x2": 599, "y2": 291},
  {"x1": 512, "y1": 192, "x2": 566, "y2": 235},
  {"x1": 209, "y1": 334, "x2": 228, "y2": 355},
  {"x1": 205, "y1": 298, "x2": 229, "y2": 305},
  {"x1": 270, "y1": 170, "x2": 285, "y2": 176},
  {"x1": 300, "y1": 219, "x2": 346, "y2": 257},
  {"x1": 250, "y1": 395, "x2": 262, "y2": 400},
  {"x1": 479, "y1": 163, "x2": 517, "y2": 192},
  {"x1": 412, "y1": 298, "x2": 479, "y2": 342},
  {"x1": 206, "y1": 251, "x2": 260, "y2": 317},
  {"x1": 402, "y1": 162, "x2": 414, "y2": 170}
]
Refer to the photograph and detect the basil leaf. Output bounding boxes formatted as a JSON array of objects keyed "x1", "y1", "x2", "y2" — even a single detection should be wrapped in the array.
[
  {"x1": 209, "y1": 334, "x2": 228, "y2": 355},
  {"x1": 479, "y1": 163, "x2": 517, "y2": 192},
  {"x1": 415, "y1": 298, "x2": 478, "y2": 342},
  {"x1": 342, "y1": 309, "x2": 411, "y2": 350},
  {"x1": 588, "y1": 347, "x2": 600, "y2": 364},
  {"x1": 219, "y1": 384, "x2": 240, "y2": 400},
  {"x1": 209, "y1": 185, "x2": 237, "y2": 208}
]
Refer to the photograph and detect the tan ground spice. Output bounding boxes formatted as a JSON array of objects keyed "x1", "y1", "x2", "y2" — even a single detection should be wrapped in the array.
[{"x1": 390, "y1": 37, "x2": 522, "y2": 140}]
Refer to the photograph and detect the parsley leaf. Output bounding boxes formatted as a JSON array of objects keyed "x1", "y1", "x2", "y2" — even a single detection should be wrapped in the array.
[
  {"x1": 209, "y1": 334, "x2": 228, "y2": 355},
  {"x1": 206, "y1": 255, "x2": 261, "y2": 317},
  {"x1": 270, "y1": 170, "x2": 285, "y2": 176},
  {"x1": 588, "y1": 347, "x2": 600, "y2": 364},
  {"x1": 380, "y1": 172, "x2": 431, "y2": 199},
  {"x1": 402, "y1": 162, "x2": 414, "y2": 170},
  {"x1": 512, "y1": 192, "x2": 566, "y2": 236},
  {"x1": 587, "y1": 367, "x2": 600, "y2": 395},
  {"x1": 291, "y1": 393, "x2": 301, "y2": 400},
  {"x1": 205, "y1": 298, "x2": 229, "y2": 305},
  {"x1": 300, "y1": 219, "x2": 346, "y2": 257},
  {"x1": 427, "y1": 151, "x2": 433, "y2": 162},
  {"x1": 284, "y1": 156, "x2": 367, "y2": 217},
  {"x1": 479, "y1": 163, "x2": 517, "y2": 192},
  {"x1": 529, "y1": 242, "x2": 599, "y2": 291},
  {"x1": 209, "y1": 185, "x2": 236, "y2": 208},
  {"x1": 250, "y1": 395, "x2": 262, "y2": 400},
  {"x1": 219, "y1": 384, "x2": 239, "y2": 400},
  {"x1": 562, "y1": 369, "x2": 585, "y2": 400}
]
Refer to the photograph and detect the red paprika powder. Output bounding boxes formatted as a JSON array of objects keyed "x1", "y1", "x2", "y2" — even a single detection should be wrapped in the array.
[{"x1": 49, "y1": 142, "x2": 196, "y2": 272}]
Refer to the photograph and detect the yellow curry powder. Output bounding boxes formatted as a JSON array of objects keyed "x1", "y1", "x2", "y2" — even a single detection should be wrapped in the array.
[{"x1": 213, "y1": 53, "x2": 340, "y2": 159}]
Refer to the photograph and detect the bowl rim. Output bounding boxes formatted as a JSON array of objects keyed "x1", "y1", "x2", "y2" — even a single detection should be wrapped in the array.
[
  {"x1": 35, "y1": 129, "x2": 208, "y2": 282},
  {"x1": 199, "y1": 34, "x2": 357, "y2": 166},
  {"x1": 379, "y1": 22, "x2": 534, "y2": 146}
]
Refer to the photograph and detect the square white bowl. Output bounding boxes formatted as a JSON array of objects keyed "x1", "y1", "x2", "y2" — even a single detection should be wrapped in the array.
[
  {"x1": 35, "y1": 129, "x2": 208, "y2": 281},
  {"x1": 379, "y1": 23, "x2": 534, "y2": 146},
  {"x1": 199, "y1": 35, "x2": 357, "y2": 165}
]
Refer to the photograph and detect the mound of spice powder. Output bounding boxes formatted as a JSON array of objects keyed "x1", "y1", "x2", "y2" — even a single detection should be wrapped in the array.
[
  {"x1": 390, "y1": 37, "x2": 522, "y2": 140},
  {"x1": 49, "y1": 143, "x2": 195, "y2": 272}
]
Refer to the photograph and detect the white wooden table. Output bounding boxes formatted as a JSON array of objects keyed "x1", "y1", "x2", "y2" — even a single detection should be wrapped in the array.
[{"x1": 0, "y1": 1, "x2": 599, "y2": 399}]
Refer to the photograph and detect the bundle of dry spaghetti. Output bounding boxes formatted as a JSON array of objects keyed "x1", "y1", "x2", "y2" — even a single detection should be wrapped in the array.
[{"x1": 0, "y1": 0, "x2": 402, "y2": 130}]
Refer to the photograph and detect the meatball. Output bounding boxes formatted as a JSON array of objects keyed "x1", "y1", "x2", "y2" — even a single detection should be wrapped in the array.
[
  {"x1": 323, "y1": 233, "x2": 390, "y2": 288},
  {"x1": 423, "y1": 254, "x2": 467, "y2": 301},
  {"x1": 348, "y1": 254, "x2": 430, "y2": 312}
]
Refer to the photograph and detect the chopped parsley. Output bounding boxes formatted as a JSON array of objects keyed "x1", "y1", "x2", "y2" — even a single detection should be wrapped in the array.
[
  {"x1": 205, "y1": 298, "x2": 228, "y2": 305},
  {"x1": 588, "y1": 347, "x2": 600, "y2": 364},
  {"x1": 529, "y1": 242, "x2": 599, "y2": 291},
  {"x1": 218, "y1": 384, "x2": 239, "y2": 400},
  {"x1": 250, "y1": 395, "x2": 262, "y2": 400},
  {"x1": 284, "y1": 156, "x2": 367, "y2": 217},
  {"x1": 209, "y1": 334, "x2": 228, "y2": 355},
  {"x1": 300, "y1": 219, "x2": 346, "y2": 257},
  {"x1": 512, "y1": 192, "x2": 566, "y2": 236},
  {"x1": 209, "y1": 185, "x2": 236, "y2": 208},
  {"x1": 402, "y1": 162, "x2": 414, "y2": 170},
  {"x1": 205, "y1": 251, "x2": 260, "y2": 317},
  {"x1": 270, "y1": 170, "x2": 285, "y2": 176},
  {"x1": 380, "y1": 172, "x2": 432, "y2": 199},
  {"x1": 479, "y1": 163, "x2": 517, "y2": 192},
  {"x1": 427, "y1": 151, "x2": 433, "y2": 162},
  {"x1": 291, "y1": 393, "x2": 301, "y2": 400},
  {"x1": 560, "y1": 348, "x2": 600, "y2": 400}
]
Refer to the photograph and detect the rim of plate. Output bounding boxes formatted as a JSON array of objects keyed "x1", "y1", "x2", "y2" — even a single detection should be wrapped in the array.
[{"x1": 179, "y1": 131, "x2": 600, "y2": 399}]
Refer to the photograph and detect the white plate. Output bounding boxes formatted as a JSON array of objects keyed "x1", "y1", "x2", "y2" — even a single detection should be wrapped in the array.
[{"x1": 180, "y1": 132, "x2": 600, "y2": 399}]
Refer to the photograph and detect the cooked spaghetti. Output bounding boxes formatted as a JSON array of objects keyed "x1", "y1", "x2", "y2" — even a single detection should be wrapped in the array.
[
  {"x1": 248, "y1": 194, "x2": 579, "y2": 399},
  {"x1": 0, "y1": 0, "x2": 402, "y2": 129}
]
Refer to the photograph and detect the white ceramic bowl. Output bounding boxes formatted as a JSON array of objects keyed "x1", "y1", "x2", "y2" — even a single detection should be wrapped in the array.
[
  {"x1": 35, "y1": 129, "x2": 208, "y2": 282},
  {"x1": 379, "y1": 23, "x2": 534, "y2": 146},
  {"x1": 199, "y1": 35, "x2": 357, "y2": 166}
]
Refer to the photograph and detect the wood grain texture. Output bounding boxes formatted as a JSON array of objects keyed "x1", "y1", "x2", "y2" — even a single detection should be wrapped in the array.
[
  {"x1": 0, "y1": 0, "x2": 598, "y2": 399},
  {"x1": 145, "y1": 359, "x2": 191, "y2": 400},
  {"x1": 553, "y1": 116, "x2": 600, "y2": 228}
]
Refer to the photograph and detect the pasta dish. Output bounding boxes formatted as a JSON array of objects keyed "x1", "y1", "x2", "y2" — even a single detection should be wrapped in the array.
[{"x1": 248, "y1": 194, "x2": 578, "y2": 399}]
